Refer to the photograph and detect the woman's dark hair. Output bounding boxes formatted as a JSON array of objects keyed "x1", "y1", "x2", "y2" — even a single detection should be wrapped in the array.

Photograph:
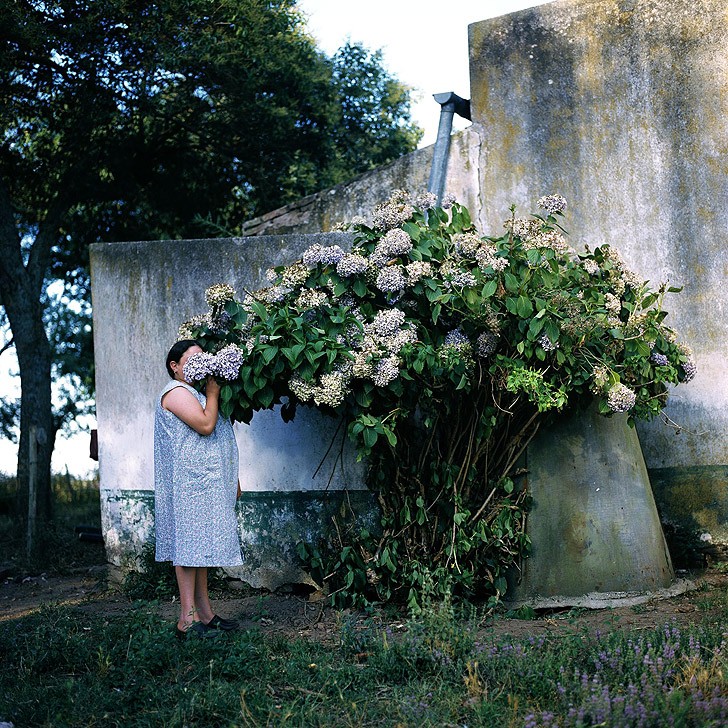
[{"x1": 166, "y1": 339, "x2": 200, "y2": 378}]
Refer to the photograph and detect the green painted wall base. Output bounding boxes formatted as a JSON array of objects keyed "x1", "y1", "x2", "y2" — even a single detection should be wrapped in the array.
[{"x1": 100, "y1": 489, "x2": 379, "y2": 591}]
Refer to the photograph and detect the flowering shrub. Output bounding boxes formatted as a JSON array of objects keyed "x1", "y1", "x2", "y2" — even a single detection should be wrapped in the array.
[{"x1": 179, "y1": 190, "x2": 695, "y2": 608}]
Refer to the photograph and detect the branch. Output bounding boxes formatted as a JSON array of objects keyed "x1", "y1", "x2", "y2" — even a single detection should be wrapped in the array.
[
  {"x1": 0, "y1": 336, "x2": 14, "y2": 357},
  {"x1": 0, "y1": 176, "x2": 25, "y2": 294}
]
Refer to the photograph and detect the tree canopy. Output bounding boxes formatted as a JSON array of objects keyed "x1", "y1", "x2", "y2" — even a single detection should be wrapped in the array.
[{"x1": 0, "y1": 0, "x2": 422, "y2": 527}]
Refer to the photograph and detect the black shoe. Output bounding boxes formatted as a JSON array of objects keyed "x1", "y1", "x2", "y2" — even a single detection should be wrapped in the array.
[
  {"x1": 206, "y1": 614, "x2": 240, "y2": 631},
  {"x1": 176, "y1": 621, "x2": 221, "y2": 640}
]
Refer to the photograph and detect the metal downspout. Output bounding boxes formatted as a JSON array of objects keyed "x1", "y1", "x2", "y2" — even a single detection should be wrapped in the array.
[{"x1": 427, "y1": 92, "x2": 471, "y2": 204}]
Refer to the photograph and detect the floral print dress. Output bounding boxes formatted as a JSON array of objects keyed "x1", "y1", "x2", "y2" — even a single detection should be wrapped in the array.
[{"x1": 154, "y1": 381, "x2": 243, "y2": 567}]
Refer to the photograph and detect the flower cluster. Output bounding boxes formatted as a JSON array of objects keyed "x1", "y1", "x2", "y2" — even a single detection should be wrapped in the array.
[
  {"x1": 375, "y1": 266, "x2": 407, "y2": 294},
  {"x1": 678, "y1": 343, "x2": 697, "y2": 382},
  {"x1": 606, "y1": 383, "x2": 637, "y2": 413},
  {"x1": 453, "y1": 233, "x2": 482, "y2": 259},
  {"x1": 371, "y1": 228, "x2": 413, "y2": 267},
  {"x1": 205, "y1": 283, "x2": 236, "y2": 308},
  {"x1": 336, "y1": 253, "x2": 369, "y2": 278},
  {"x1": 506, "y1": 217, "x2": 541, "y2": 241},
  {"x1": 302, "y1": 244, "x2": 345, "y2": 267},
  {"x1": 414, "y1": 191, "x2": 438, "y2": 210},
  {"x1": 213, "y1": 344, "x2": 246, "y2": 379},
  {"x1": 182, "y1": 351, "x2": 216, "y2": 382},
  {"x1": 525, "y1": 229, "x2": 572, "y2": 257},
  {"x1": 183, "y1": 345, "x2": 246, "y2": 383},
  {"x1": 477, "y1": 331, "x2": 500, "y2": 358},
  {"x1": 444, "y1": 269, "x2": 477, "y2": 289},
  {"x1": 537, "y1": 194, "x2": 567, "y2": 215},
  {"x1": 295, "y1": 288, "x2": 329, "y2": 310},
  {"x1": 443, "y1": 328, "x2": 471, "y2": 350},
  {"x1": 582, "y1": 258, "x2": 600, "y2": 275},
  {"x1": 372, "y1": 355, "x2": 401, "y2": 387},
  {"x1": 538, "y1": 334, "x2": 559, "y2": 352},
  {"x1": 372, "y1": 189, "x2": 414, "y2": 231},
  {"x1": 405, "y1": 261, "x2": 433, "y2": 283},
  {"x1": 178, "y1": 315, "x2": 209, "y2": 340}
]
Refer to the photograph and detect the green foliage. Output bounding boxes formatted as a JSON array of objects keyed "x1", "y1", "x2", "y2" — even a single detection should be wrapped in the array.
[
  {"x1": 326, "y1": 42, "x2": 423, "y2": 182},
  {"x1": 2, "y1": 602, "x2": 727, "y2": 727},
  {"x1": 0, "y1": 471, "x2": 103, "y2": 573},
  {"x1": 183, "y1": 191, "x2": 694, "y2": 608}
]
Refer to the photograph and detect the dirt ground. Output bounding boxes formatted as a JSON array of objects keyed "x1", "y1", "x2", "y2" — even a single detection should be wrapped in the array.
[{"x1": 2, "y1": 564, "x2": 726, "y2": 642}]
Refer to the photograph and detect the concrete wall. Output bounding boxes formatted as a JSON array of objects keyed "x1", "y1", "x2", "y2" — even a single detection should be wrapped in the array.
[
  {"x1": 240, "y1": 129, "x2": 481, "y2": 236},
  {"x1": 468, "y1": 0, "x2": 728, "y2": 542},
  {"x1": 90, "y1": 233, "x2": 373, "y2": 589},
  {"x1": 93, "y1": 0, "x2": 727, "y2": 585}
]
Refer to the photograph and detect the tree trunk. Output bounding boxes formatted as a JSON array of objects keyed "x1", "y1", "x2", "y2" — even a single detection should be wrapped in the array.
[
  {"x1": 15, "y1": 314, "x2": 55, "y2": 526},
  {"x1": 0, "y1": 178, "x2": 59, "y2": 535}
]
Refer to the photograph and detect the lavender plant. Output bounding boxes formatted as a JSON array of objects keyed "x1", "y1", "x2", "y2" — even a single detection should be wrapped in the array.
[{"x1": 179, "y1": 190, "x2": 695, "y2": 608}]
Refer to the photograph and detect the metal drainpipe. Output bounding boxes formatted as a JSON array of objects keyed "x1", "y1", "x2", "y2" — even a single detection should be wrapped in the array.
[{"x1": 427, "y1": 92, "x2": 471, "y2": 204}]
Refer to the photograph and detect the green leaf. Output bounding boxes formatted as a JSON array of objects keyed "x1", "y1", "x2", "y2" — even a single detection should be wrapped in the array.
[
  {"x1": 221, "y1": 385, "x2": 234, "y2": 403},
  {"x1": 352, "y1": 279, "x2": 368, "y2": 297},
  {"x1": 363, "y1": 428, "x2": 378, "y2": 448},
  {"x1": 528, "y1": 316, "x2": 545, "y2": 337},
  {"x1": 516, "y1": 295, "x2": 533, "y2": 318},
  {"x1": 504, "y1": 272, "x2": 520, "y2": 293},
  {"x1": 258, "y1": 386, "x2": 275, "y2": 408},
  {"x1": 481, "y1": 279, "x2": 498, "y2": 298},
  {"x1": 261, "y1": 346, "x2": 277, "y2": 364},
  {"x1": 402, "y1": 221, "x2": 420, "y2": 240}
]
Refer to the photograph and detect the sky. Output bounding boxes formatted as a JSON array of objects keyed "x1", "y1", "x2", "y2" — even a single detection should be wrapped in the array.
[
  {"x1": 0, "y1": 0, "x2": 554, "y2": 478},
  {"x1": 298, "y1": 0, "x2": 555, "y2": 147}
]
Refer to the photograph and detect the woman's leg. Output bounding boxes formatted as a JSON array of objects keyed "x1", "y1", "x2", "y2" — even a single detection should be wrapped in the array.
[
  {"x1": 194, "y1": 567, "x2": 215, "y2": 624},
  {"x1": 175, "y1": 565, "x2": 199, "y2": 630}
]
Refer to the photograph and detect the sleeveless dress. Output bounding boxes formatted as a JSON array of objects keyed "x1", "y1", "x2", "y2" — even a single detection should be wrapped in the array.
[{"x1": 154, "y1": 380, "x2": 244, "y2": 567}]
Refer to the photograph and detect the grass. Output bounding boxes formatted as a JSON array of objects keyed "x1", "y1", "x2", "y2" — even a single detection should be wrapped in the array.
[
  {"x1": 1, "y1": 481, "x2": 727, "y2": 726},
  {"x1": 1, "y1": 592, "x2": 727, "y2": 727}
]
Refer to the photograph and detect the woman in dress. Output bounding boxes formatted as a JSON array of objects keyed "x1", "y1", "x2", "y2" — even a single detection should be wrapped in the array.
[{"x1": 154, "y1": 339, "x2": 243, "y2": 639}]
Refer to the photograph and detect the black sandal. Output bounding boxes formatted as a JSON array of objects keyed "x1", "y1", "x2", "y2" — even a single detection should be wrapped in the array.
[
  {"x1": 206, "y1": 614, "x2": 240, "y2": 631},
  {"x1": 176, "y1": 621, "x2": 221, "y2": 639}
]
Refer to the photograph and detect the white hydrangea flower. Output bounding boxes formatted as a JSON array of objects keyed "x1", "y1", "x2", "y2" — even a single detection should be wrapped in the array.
[
  {"x1": 537, "y1": 194, "x2": 568, "y2": 215},
  {"x1": 606, "y1": 383, "x2": 636, "y2": 413}
]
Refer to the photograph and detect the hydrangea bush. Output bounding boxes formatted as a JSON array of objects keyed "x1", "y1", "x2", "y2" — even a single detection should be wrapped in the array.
[{"x1": 178, "y1": 190, "x2": 695, "y2": 609}]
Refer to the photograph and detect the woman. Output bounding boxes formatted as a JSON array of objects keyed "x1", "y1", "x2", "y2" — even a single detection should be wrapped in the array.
[{"x1": 154, "y1": 339, "x2": 243, "y2": 639}]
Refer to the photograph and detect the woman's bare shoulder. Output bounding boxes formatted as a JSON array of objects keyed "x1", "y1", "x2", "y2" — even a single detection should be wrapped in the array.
[{"x1": 161, "y1": 383, "x2": 199, "y2": 411}]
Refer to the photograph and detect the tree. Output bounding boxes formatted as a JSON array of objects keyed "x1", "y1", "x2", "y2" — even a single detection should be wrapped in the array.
[
  {"x1": 0, "y1": 0, "x2": 421, "y2": 532},
  {"x1": 327, "y1": 42, "x2": 422, "y2": 181}
]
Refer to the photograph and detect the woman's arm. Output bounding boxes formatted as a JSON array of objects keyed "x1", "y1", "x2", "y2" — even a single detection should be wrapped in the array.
[{"x1": 161, "y1": 379, "x2": 220, "y2": 436}]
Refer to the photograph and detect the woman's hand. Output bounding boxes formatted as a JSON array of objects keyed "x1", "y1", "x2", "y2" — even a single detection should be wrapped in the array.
[{"x1": 205, "y1": 376, "x2": 221, "y2": 398}]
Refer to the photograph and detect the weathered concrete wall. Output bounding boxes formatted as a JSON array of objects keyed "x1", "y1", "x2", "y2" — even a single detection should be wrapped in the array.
[
  {"x1": 508, "y1": 404, "x2": 678, "y2": 608},
  {"x1": 90, "y1": 233, "x2": 371, "y2": 589},
  {"x1": 240, "y1": 128, "x2": 481, "y2": 236},
  {"x1": 468, "y1": 0, "x2": 728, "y2": 542},
  {"x1": 92, "y1": 0, "x2": 727, "y2": 589}
]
